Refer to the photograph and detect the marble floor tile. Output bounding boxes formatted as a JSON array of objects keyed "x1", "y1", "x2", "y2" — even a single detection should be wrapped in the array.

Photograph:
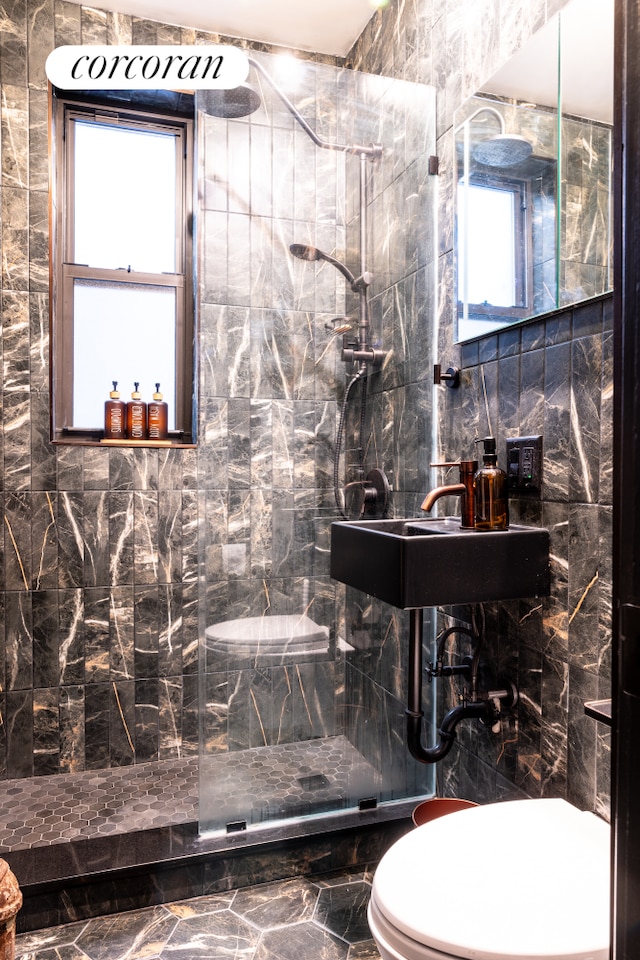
[{"x1": 15, "y1": 870, "x2": 381, "y2": 960}]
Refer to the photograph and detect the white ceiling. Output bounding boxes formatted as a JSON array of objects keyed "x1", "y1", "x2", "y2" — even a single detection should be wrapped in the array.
[
  {"x1": 483, "y1": 0, "x2": 613, "y2": 125},
  {"x1": 92, "y1": 0, "x2": 379, "y2": 56}
]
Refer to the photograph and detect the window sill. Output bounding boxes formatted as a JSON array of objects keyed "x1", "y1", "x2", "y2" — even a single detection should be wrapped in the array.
[{"x1": 51, "y1": 435, "x2": 196, "y2": 449}]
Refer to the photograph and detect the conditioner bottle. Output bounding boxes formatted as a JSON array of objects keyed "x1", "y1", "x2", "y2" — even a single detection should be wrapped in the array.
[
  {"x1": 126, "y1": 382, "x2": 148, "y2": 440},
  {"x1": 147, "y1": 383, "x2": 168, "y2": 441},
  {"x1": 474, "y1": 437, "x2": 509, "y2": 530},
  {"x1": 104, "y1": 381, "x2": 126, "y2": 439}
]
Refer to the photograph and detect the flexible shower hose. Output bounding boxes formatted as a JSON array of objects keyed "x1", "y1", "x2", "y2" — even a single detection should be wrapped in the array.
[{"x1": 334, "y1": 365, "x2": 368, "y2": 518}]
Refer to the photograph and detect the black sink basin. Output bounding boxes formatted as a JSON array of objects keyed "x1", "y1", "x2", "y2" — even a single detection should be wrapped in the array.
[{"x1": 330, "y1": 516, "x2": 550, "y2": 608}]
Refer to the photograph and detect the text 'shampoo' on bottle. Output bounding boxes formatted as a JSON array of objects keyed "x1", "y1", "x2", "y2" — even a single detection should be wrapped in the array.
[{"x1": 104, "y1": 381, "x2": 126, "y2": 439}]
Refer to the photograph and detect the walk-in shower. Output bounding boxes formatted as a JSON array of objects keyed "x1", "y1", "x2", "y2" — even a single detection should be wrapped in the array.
[
  {"x1": 202, "y1": 56, "x2": 388, "y2": 521},
  {"x1": 196, "y1": 52, "x2": 438, "y2": 836}
]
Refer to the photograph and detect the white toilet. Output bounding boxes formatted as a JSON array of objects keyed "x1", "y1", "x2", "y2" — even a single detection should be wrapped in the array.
[{"x1": 368, "y1": 798, "x2": 610, "y2": 960}]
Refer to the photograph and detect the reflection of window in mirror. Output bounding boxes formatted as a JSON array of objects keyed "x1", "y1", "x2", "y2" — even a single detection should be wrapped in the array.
[
  {"x1": 50, "y1": 93, "x2": 195, "y2": 445},
  {"x1": 454, "y1": 0, "x2": 613, "y2": 344},
  {"x1": 457, "y1": 174, "x2": 531, "y2": 341}
]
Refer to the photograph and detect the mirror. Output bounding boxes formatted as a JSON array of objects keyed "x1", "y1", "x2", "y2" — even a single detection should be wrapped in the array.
[{"x1": 455, "y1": 0, "x2": 613, "y2": 342}]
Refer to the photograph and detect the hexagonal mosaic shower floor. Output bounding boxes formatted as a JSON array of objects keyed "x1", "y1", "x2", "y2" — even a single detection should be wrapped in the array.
[
  {"x1": 0, "y1": 736, "x2": 382, "y2": 850},
  {"x1": 199, "y1": 736, "x2": 383, "y2": 832}
]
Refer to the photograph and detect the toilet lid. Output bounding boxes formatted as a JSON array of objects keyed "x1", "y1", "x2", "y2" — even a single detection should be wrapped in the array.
[
  {"x1": 205, "y1": 614, "x2": 329, "y2": 650},
  {"x1": 371, "y1": 799, "x2": 610, "y2": 960}
]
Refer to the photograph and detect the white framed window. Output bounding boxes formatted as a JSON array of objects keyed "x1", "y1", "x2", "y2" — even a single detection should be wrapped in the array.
[{"x1": 457, "y1": 173, "x2": 531, "y2": 338}]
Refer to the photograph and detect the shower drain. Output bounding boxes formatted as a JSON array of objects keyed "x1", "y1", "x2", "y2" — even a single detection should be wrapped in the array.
[{"x1": 297, "y1": 773, "x2": 330, "y2": 791}]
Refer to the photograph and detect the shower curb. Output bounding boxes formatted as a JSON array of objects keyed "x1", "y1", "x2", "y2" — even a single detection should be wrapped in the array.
[{"x1": 6, "y1": 802, "x2": 416, "y2": 934}]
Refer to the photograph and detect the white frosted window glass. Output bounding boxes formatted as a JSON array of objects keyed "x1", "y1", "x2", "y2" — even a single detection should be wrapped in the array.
[
  {"x1": 73, "y1": 120, "x2": 177, "y2": 273},
  {"x1": 458, "y1": 183, "x2": 517, "y2": 307},
  {"x1": 73, "y1": 279, "x2": 176, "y2": 429}
]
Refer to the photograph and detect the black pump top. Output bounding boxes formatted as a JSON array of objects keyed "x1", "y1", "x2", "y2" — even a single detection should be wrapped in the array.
[{"x1": 476, "y1": 436, "x2": 497, "y2": 463}]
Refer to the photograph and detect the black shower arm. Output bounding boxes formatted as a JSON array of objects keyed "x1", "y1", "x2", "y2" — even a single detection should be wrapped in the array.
[{"x1": 247, "y1": 57, "x2": 382, "y2": 159}]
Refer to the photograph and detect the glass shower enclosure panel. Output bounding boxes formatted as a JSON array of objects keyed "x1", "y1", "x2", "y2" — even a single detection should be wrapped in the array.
[{"x1": 197, "y1": 53, "x2": 437, "y2": 835}]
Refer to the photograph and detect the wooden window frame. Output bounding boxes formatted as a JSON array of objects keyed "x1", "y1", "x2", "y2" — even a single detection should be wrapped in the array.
[{"x1": 50, "y1": 91, "x2": 196, "y2": 446}]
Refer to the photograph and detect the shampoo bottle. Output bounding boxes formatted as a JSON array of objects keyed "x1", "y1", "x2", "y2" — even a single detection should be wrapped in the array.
[
  {"x1": 474, "y1": 437, "x2": 509, "y2": 530},
  {"x1": 104, "y1": 381, "x2": 126, "y2": 439},
  {"x1": 147, "y1": 383, "x2": 168, "y2": 441},
  {"x1": 126, "y1": 382, "x2": 148, "y2": 440}
]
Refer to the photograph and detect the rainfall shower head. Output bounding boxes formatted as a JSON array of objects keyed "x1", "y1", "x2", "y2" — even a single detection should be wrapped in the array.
[
  {"x1": 198, "y1": 56, "x2": 381, "y2": 158},
  {"x1": 199, "y1": 83, "x2": 261, "y2": 119},
  {"x1": 289, "y1": 243, "x2": 357, "y2": 288},
  {"x1": 473, "y1": 133, "x2": 533, "y2": 168}
]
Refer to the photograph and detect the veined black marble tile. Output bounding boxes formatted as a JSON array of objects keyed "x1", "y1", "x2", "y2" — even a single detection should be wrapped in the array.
[
  {"x1": 109, "y1": 680, "x2": 135, "y2": 767},
  {"x1": 569, "y1": 335, "x2": 603, "y2": 503},
  {"x1": 32, "y1": 687, "x2": 59, "y2": 776},
  {"x1": 157, "y1": 492, "x2": 182, "y2": 585},
  {"x1": 108, "y1": 494, "x2": 134, "y2": 585},
  {"x1": 80, "y1": 5, "x2": 108, "y2": 44},
  {"x1": 135, "y1": 679, "x2": 159, "y2": 763},
  {"x1": 84, "y1": 684, "x2": 110, "y2": 770},
  {"x1": 5, "y1": 689, "x2": 34, "y2": 778},
  {"x1": 32, "y1": 590, "x2": 58, "y2": 688},
  {"x1": 53, "y1": 1, "x2": 81, "y2": 51},
  {"x1": 16, "y1": 867, "x2": 383, "y2": 960},
  {"x1": 59, "y1": 684, "x2": 85, "y2": 773},
  {"x1": 58, "y1": 589, "x2": 85, "y2": 685},
  {"x1": 133, "y1": 493, "x2": 159, "y2": 586},
  {"x1": 133, "y1": 586, "x2": 160, "y2": 678},
  {"x1": 83, "y1": 492, "x2": 110, "y2": 587},
  {"x1": 4, "y1": 589, "x2": 33, "y2": 691}
]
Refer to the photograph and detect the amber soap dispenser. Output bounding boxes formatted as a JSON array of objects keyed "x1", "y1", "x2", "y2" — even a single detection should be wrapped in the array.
[
  {"x1": 126, "y1": 382, "x2": 148, "y2": 439},
  {"x1": 147, "y1": 384, "x2": 168, "y2": 441},
  {"x1": 104, "y1": 381, "x2": 126, "y2": 439},
  {"x1": 474, "y1": 437, "x2": 509, "y2": 530}
]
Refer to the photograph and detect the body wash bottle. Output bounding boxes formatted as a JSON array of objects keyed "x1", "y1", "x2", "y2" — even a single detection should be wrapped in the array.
[
  {"x1": 474, "y1": 437, "x2": 509, "y2": 530},
  {"x1": 147, "y1": 384, "x2": 168, "y2": 441},
  {"x1": 126, "y1": 382, "x2": 148, "y2": 440},
  {"x1": 104, "y1": 381, "x2": 126, "y2": 439}
]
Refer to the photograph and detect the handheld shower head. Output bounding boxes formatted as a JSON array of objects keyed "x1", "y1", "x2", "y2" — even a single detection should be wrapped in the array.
[
  {"x1": 289, "y1": 243, "x2": 323, "y2": 262},
  {"x1": 289, "y1": 243, "x2": 357, "y2": 287}
]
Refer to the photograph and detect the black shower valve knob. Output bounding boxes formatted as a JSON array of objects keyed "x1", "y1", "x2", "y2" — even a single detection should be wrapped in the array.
[{"x1": 433, "y1": 364, "x2": 460, "y2": 388}]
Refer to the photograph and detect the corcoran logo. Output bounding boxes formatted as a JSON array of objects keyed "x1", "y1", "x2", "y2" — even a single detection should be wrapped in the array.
[{"x1": 45, "y1": 45, "x2": 248, "y2": 90}]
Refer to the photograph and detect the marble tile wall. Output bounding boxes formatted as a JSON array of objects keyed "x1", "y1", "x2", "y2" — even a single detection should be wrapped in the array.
[
  {"x1": 349, "y1": 0, "x2": 612, "y2": 816},
  {"x1": 1, "y1": 0, "x2": 611, "y2": 829},
  {"x1": 0, "y1": 2, "x2": 224, "y2": 781}
]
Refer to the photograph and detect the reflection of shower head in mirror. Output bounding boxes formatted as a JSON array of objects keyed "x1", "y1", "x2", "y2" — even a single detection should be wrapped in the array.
[
  {"x1": 458, "y1": 104, "x2": 533, "y2": 168},
  {"x1": 473, "y1": 133, "x2": 533, "y2": 167}
]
